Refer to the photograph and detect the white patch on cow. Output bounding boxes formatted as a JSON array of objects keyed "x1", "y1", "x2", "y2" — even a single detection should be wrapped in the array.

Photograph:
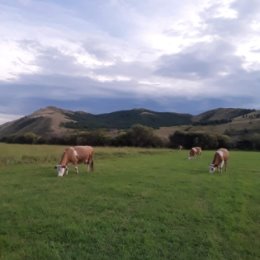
[
  {"x1": 216, "y1": 150, "x2": 224, "y2": 159},
  {"x1": 56, "y1": 165, "x2": 66, "y2": 177},
  {"x1": 72, "y1": 148, "x2": 78, "y2": 158},
  {"x1": 220, "y1": 160, "x2": 225, "y2": 169}
]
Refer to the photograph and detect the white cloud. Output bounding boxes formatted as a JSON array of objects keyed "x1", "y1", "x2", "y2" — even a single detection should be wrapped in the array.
[
  {"x1": 0, "y1": 41, "x2": 39, "y2": 81},
  {"x1": 0, "y1": 0, "x2": 260, "y2": 119},
  {"x1": 206, "y1": 0, "x2": 238, "y2": 19},
  {"x1": 87, "y1": 73, "x2": 131, "y2": 82}
]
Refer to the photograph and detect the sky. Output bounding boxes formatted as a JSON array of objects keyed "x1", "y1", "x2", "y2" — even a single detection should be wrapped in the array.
[{"x1": 1, "y1": 0, "x2": 260, "y2": 124}]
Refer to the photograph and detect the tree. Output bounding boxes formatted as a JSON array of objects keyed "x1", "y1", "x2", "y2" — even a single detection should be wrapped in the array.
[
  {"x1": 169, "y1": 131, "x2": 231, "y2": 149},
  {"x1": 112, "y1": 124, "x2": 163, "y2": 147},
  {"x1": 75, "y1": 131, "x2": 110, "y2": 146}
]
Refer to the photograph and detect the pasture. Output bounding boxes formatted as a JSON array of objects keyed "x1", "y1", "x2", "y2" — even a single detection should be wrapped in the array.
[{"x1": 0, "y1": 144, "x2": 259, "y2": 260}]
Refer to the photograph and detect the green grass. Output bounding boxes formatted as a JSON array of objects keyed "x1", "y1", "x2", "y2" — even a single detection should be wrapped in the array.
[{"x1": 0, "y1": 144, "x2": 259, "y2": 260}]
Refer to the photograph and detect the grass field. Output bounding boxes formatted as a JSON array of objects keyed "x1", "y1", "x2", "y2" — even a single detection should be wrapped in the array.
[{"x1": 0, "y1": 144, "x2": 259, "y2": 260}]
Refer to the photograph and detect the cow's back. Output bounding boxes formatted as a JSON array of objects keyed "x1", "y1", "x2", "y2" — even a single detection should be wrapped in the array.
[
  {"x1": 195, "y1": 147, "x2": 202, "y2": 154},
  {"x1": 74, "y1": 146, "x2": 94, "y2": 162},
  {"x1": 217, "y1": 148, "x2": 229, "y2": 161}
]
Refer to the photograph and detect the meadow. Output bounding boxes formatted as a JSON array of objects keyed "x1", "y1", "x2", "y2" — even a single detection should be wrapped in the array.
[{"x1": 0, "y1": 144, "x2": 259, "y2": 260}]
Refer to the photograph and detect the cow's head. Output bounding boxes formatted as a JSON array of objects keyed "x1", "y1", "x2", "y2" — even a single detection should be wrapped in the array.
[
  {"x1": 55, "y1": 165, "x2": 67, "y2": 177},
  {"x1": 209, "y1": 164, "x2": 216, "y2": 173}
]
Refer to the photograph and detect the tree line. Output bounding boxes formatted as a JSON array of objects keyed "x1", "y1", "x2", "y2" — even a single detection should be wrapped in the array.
[{"x1": 1, "y1": 125, "x2": 260, "y2": 150}]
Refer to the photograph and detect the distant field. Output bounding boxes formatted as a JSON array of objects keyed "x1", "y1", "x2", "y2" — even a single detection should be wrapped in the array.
[{"x1": 0, "y1": 144, "x2": 259, "y2": 260}]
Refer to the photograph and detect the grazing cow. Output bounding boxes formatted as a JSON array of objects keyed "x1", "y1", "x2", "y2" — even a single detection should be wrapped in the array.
[
  {"x1": 209, "y1": 148, "x2": 229, "y2": 174},
  {"x1": 55, "y1": 146, "x2": 94, "y2": 177},
  {"x1": 188, "y1": 147, "x2": 202, "y2": 159}
]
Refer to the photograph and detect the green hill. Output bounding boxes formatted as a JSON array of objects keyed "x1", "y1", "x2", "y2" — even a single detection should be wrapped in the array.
[{"x1": 63, "y1": 108, "x2": 193, "y2": 129}]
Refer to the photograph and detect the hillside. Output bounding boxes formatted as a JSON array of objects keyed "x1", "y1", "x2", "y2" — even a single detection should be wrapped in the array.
[
  {"x1": 192, "y1": 108, "x2": 255, "y2": 124},
  {"x1": 0, "y1": 106, "x2": 259, "y2": 142},
  {"x1": 63, "y1": 108, "x2": 193, "y2": 129},
  {"x1": 0, "y1": 107, "x2": 193, "y2": 138},
  {"x1": 0, "y1": 107, "x2": 74, "y2": 138},
  {"x1": 156, "y1": 109, "x2": 260, "y2": 142}
]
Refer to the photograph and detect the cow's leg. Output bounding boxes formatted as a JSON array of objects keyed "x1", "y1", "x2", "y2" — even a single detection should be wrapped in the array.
[
  {"x1": 85, "y1": 161, "x2": 91, "y2": 172},
  {"x1": 224, "y1": 161, "x2": 228, "y2": 172},
  {"x1": 220, "y1": 160, "x2": 225, "y2": 174},
  {"x1": 75, "y1": 165, "x2": 79, "y2": 174},
  {"x1": 85, "y1": 159, "x2": 90, "y2": 172},
  {"x1": 65, "y1": 166, "x2": 69, "y2": 175}
]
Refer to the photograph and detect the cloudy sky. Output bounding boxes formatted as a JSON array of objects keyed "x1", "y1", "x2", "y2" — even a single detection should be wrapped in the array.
[{"x1": 1, "y1": 0, "x2": 260, "y2": 124}]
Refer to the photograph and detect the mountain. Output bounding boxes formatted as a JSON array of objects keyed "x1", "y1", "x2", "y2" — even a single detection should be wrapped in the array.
[
  {"x1": 0, "y1": 106, "x2": 258, "y2": 139},
  {"x1": 192, "y1": 108, "x2": 255, "y2": 124},
  {"x1": 0, "y1": 106, "x2": 74, "y2": 138},
  {"x1": 63, "y1": 108, "x2": 193, "y2": 130}
]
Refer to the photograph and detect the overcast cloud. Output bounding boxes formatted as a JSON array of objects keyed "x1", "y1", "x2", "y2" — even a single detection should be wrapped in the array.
[{"x1": 0, "y1": 0, "x2": 260, "y2": 124}]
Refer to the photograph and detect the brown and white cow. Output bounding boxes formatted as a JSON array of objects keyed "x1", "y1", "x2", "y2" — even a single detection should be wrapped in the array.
[
  {"x1": 188, "y1": 147, "x2": 202, "y2": 159},
  {"x1": 55, "y1": 146, "x2": 94, "y2": 177},
  {"x1": 209, "y1": 148, "x2": 229, "y2": 174}
]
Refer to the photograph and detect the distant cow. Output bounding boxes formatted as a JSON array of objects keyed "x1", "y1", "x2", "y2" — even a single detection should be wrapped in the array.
[
  {"x1": 55, "y1": 146, "x2": 94, "y2": 177},
  {"x1": 178, "y1": 145, "x2": 183, "y2": 151},
  {"x1": 209, "y1": 148, "x2": 229, "y2": 174},
  {"x1": 188, "y1": 147, "x2": 202, "y2": 159}
]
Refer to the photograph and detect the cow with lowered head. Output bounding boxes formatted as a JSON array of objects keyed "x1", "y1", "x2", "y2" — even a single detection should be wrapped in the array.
[{"x1": 55, "y1": 146, "x2": 94, "y2": 177}]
